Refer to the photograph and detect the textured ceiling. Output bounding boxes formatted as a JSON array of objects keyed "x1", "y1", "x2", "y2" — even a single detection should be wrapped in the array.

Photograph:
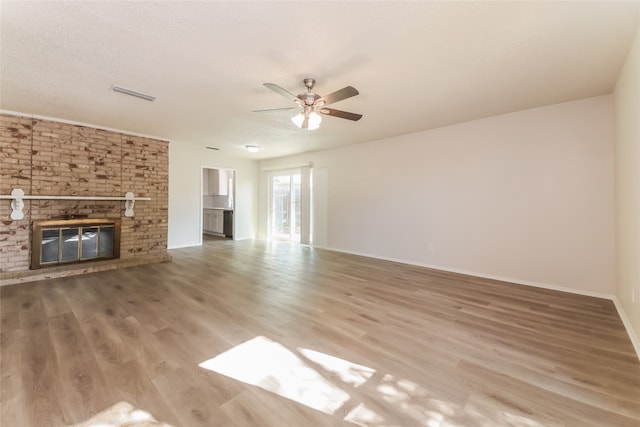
[{"x1": 1, "y1": 1, "x2": 639, "y2": 159}]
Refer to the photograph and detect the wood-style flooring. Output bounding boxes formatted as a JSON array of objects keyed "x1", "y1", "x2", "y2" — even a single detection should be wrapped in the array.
[{"x1": 1, "y1": 239, "x2": 639, "y2": 427}]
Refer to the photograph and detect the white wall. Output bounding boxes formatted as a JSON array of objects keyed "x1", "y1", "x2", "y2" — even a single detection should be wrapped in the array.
[
  {"x1": 259, "y1": 95, "x2": 616, "y2": 295},
  {"x1": 168, "y1": 143, "x2": 258, "y2": 248},
  {"x1": 614, "y1": 25, "x2": 640, "y2": 354}
]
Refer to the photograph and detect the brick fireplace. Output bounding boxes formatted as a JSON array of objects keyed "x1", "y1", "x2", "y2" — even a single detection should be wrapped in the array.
[{"x1": 0, "y1": 113, "x2": 170, "y2": 285}]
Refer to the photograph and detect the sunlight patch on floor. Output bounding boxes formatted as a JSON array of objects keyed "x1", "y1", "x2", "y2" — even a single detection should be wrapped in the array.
[
  {"x1": 299, "y1": 347, "x2": 375, "y2": 387},
  {"x1": 71, "y1": 401, "x2": 173, "y2": 427},
  {"x1": 199, "y1": 335, "x2": 368, "y2": 414},
  {"x1": 344, "y1": 403, "x2": 386, "y2": 425},
  {"x1": 199, "y1": 336, "x2": 539, "y2": 427}
]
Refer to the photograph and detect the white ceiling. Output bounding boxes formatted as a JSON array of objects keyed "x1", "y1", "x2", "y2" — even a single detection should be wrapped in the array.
[{"x1": 1, "y1": 1, "x2": 639, "y2": 159}]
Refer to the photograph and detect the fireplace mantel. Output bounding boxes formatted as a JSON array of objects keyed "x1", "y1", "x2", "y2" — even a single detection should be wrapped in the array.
[{"x1": 0, "y1": 188, "x2": 151, "y2": 220}]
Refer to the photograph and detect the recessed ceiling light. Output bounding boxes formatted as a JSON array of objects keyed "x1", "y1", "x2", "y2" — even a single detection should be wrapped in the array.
[
  {"x1": 112, "y1": 86, "x2": 156, "y2": 101},
  {"x1": 246, "y1": 145, "x2": 260, "y2": 153}
]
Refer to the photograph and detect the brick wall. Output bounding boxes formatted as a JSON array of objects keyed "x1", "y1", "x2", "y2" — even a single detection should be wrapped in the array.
[{"x1": 0, "y1": 113, "x2": 169, "y2": 278}]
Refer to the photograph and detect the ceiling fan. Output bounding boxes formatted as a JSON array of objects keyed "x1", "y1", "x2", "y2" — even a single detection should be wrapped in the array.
[{"x1": 254, "y1": 78, "x2": 362, "y2": 130}]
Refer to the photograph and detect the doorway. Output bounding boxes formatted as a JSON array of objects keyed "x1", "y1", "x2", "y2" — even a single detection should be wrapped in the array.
[
  {"x1": 270, "y1": 171, "x2": 301, "y2": 242},
  {"x1": 201, "y1": 167, "x2": 235, "y2": 242}
]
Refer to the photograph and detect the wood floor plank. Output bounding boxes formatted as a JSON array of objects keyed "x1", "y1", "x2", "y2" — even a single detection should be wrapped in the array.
[
  {"x1": 0, "y1": 284, "x2": 21, "y2": 334},
  {"x1": 456, "y1": 359, "x2": 640, "y2": 427},
  {"x1": 48, "y1": 312, "x2": 113, "y2": 423},
  {"x1": 98, "y1": 359, "x2": 181, "y2": 426},
  {"x1": 19, "y1": 303, "x2": 68, "y2": 426},
  {"x1": 78, "y1": 314, "x2": 132, "y2": 367},
  {"x1": 1, "y1": 239, "x2": 639, "y2": 426},
  {"x1": 40, "y1": 285, "x2": 72, "y2": 319},
  {"x1": 455, "y1": 393, "x2": 565, "y2": 427},
  {"x1": 1, "y1": 329, "x2": 25, "y2": 427},
  {"x1": 108, "y1": 315, "x2": 178, "y2": 380}
]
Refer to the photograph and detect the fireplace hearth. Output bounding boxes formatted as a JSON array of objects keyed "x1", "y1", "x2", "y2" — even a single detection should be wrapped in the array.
[{"x1": 31, "y1": 219, "x2": 121, "y2": 269}]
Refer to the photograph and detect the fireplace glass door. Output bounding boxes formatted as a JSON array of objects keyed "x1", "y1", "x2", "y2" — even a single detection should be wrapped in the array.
[
  {"x1": 41, "y1": 229, "x2": 60, "y2": 263},
  {"x1": 32, "y1": 219, "x2": 120, "y2": 269},
  {"x1": 99, "y1": 226, "x2": 115, "y2": 257},
  {"x1": 61, "y1": 228, "x2": 80, "y2": 262},
  {"x1": 81, "y1": 227, "x2": 99, "y2": 259}
]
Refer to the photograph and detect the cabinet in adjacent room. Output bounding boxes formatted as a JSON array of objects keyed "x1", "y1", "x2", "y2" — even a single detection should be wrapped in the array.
[{"x1": 203, "y1": 209, "x2": 224, "y2": 234}]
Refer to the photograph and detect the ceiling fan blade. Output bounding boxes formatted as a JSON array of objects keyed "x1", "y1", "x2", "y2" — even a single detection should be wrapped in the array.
[
  {"x1": 252, "y1": 107, "x2": 297, "y2": 113},
  {"x1": 318, "y1": 86, "x2": 359, "y2": 106},
  {"x1": 263, "y1": 83, "x2": 299, "y2": 103},
  {"x1": 319, "y1": 108, "x2": 363, "y2": 121}
]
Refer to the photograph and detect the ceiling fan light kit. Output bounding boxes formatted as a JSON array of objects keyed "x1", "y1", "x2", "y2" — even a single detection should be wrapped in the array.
[
  {"x1": 258, "y1": 78, "x2": 362, "y2": 131},
  {"x1": 292, "y1": 111, "x2": 322, "y2": 130}
]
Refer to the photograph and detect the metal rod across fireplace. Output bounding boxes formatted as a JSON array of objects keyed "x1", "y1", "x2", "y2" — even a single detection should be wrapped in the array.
[{"x1": 31, "y1": 218, "x2": 121, "y2": 269}]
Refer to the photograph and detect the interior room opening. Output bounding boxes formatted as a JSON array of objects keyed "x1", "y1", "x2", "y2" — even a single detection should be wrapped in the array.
[{"x1": 202, "y1": 167, "x2": 236, "y2": 242}]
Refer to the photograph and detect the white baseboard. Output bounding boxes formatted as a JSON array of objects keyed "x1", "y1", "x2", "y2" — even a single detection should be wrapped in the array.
[
  {"x1": 167, "y1": 242, "x2": 201, "y2": 250},
  {"x1": 321, "y1": 245, "x2": 614, "y2": 298},
  {"x1": 315, "y1": 244, "x2": 640, "y2": 361},
  {"x1": 169, "y1": 236, "x2": 254, "y2": 250},
  {"x1": 612, "y1": 297, "x2": 640, "y2": 361}
]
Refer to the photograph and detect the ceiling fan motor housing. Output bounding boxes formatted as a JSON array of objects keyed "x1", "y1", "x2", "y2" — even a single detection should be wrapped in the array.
[
  {"x1": 296, "y1": 78, "x2": 322, "y2": 106},
  {"x1": 297, "y1": 92, "x2": 321, "y2": 106}
]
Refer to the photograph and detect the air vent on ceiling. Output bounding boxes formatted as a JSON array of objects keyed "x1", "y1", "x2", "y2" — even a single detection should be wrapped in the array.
[{"x1": 112, "y1": 86, "x2": 156, "y2": 102}]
